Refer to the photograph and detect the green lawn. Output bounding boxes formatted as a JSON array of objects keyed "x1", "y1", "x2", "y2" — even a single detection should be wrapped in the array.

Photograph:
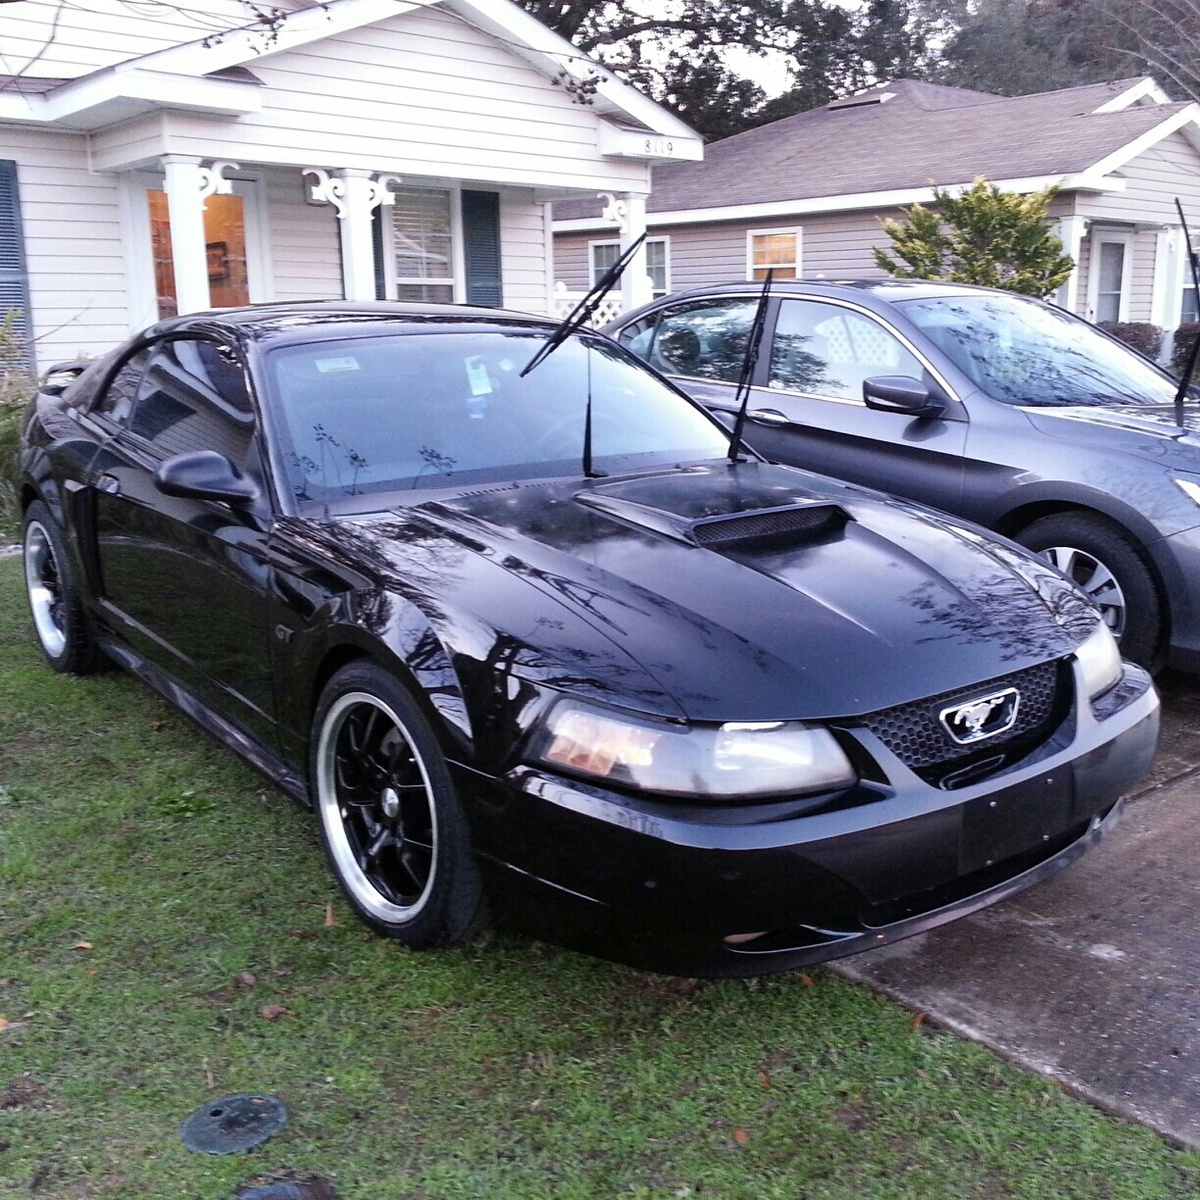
[{"x1": 2, "y1": 555, "x2": 1198, "y2": 1200}]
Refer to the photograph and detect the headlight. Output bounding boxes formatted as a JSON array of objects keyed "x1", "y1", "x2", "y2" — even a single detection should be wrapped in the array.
[
  {"x1": 529, "y1": 699, "x2": 857, "y2": 801},
  {"x1": 1075, "y1": 620, "x2": 1122, "y2": 699}
]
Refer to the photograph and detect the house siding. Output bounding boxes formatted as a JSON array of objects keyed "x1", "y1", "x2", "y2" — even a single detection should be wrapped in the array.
[
  {"x1": 499, "y1": 188, "x2": 548, "y2": 315},
  {"x1": 265, "y1": 167, "x2": 342, "y2": 303},
  {"x1": 89, "y1": 7, "x2": 650, "y2": 194},
  {"x1": 0, "y1": 125, "x2": 129, "y2": 365},
  {"x1": 0, "y1": 0, "x2": 296, "y2": 79}
]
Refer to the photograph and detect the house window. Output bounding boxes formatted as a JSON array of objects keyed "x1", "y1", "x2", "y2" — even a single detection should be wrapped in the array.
[
  {"x1": 748, "y1": 228, "x2": 801, "y2": 281},
  {"x1": 591, "y1": 238, "x2": 668, "y2": 297},
  {"x1": 393, "y1": 189, "x2": 455, "y2": 302},
  {"x1": 1184, "y1": 283, "x2": 1199, "y2": 325}
]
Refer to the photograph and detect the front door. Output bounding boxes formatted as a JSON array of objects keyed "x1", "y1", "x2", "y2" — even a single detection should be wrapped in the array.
[{"x1": 138, "y1": 175, "x2": 268, "y2": 322}]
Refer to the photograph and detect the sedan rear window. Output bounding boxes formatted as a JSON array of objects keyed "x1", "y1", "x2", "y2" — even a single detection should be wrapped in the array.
[
  {"x1": 264, "y1": 330, "x2": 730, "y2": 503},
  {"x1": 899, "y1": 292, "x2": 1181, "y2": 408}
]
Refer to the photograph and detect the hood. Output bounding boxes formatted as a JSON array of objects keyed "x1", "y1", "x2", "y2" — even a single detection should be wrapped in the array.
[
  {"x1": 386, "y1": 461, "x2": 1096, "y2": 723},
  {"x1": 1021, "y1": 403, "x2": 1200, "y2": 471}
]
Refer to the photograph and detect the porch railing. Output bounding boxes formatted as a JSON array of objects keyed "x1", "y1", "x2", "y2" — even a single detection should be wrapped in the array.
[{"x1": 549, "y1": 281, "x2": 623, "y2": 327}]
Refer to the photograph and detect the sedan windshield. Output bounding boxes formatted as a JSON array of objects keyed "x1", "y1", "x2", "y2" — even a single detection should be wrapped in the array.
[
  {"x1": 898, "y1": 292, "x2": 1181, "y2": 408},
  {"x1": 264, "y1": 330, "x2": 730, "y2": 504}
]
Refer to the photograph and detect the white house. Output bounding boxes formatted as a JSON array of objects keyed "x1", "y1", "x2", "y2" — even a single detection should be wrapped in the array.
[{"x1": 0, "y1": 0, "x2": 703, "y2": 370}]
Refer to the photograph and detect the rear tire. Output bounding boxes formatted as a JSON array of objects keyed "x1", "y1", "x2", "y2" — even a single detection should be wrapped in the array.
[
  {"x1": 310, "y1": 661, "x2": 489, "y2": 948},
  {"x1": 22, "y1": 499, "x2": 104, "y2": 675},
  {"x1": 1015, "y1": 512, "x2": 1161, "y2": 668}
]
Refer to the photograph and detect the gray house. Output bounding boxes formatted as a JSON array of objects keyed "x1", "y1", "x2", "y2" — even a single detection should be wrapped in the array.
[{"x1": 553, "y1": 76, "x2": 1200, "y2": 348}]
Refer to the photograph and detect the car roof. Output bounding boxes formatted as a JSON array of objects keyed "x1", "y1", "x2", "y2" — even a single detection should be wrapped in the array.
[
  {"x1": 618, "y1": 278, "x2": 1022, "y2": 317},
  {"x1": 135, "y1": 300, "x2": 562, "y2": 346}
]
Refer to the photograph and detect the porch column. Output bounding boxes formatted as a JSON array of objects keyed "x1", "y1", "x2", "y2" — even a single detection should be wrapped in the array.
[
  {"x1": 1055, "y1": 215, "x2": 1088, "y2": 315},
  {"x1": 620, "y1": 192, "x2": 651, "y2": 314},
  {"x1": 162, "y1": 155, "x2": 210, "y2": 314},
  {"x1": 335, "y1": 169, "x2": 378, "y2": 301}
]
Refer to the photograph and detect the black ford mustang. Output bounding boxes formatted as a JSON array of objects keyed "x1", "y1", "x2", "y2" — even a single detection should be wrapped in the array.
[{"x1": 18, "y1": 302, "x2": 1159, "y2": 977}]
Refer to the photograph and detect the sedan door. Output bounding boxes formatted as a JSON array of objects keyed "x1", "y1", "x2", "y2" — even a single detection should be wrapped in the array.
[
  {"x1": 87, "y1": 336, "x2": 279, "y2": 750},
  {"x1": 740, "y1": 298, "x2": 968, "y2": 509}
]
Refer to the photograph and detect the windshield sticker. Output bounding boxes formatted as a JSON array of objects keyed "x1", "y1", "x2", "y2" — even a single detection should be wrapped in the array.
[
  {"x1": 465, "y1": 356, "x2": 493, "y2": 396},
  {"x1": 315, "y1": 357, "x2": 360, "y2": 373}
]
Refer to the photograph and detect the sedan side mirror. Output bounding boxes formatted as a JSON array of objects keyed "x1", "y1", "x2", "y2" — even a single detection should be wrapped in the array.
[
  {"x1": 863, "y1": 375, "x2": 944, "y2": 417},
  {"x1": 154, "y1": 450, "x2": 259, "y2": 505}
]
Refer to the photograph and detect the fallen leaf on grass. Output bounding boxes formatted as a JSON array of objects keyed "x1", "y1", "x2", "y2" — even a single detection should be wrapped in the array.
[
  {"x1": 288, "y1": 929, "x2": 315, "y2": 940},
  {"x1": 911, "y1": 1011, "x2": 928, "y2": 1031},
  {"x1": 732, "y1": 1127, "x2": 750, "y2": 1145},
  {"x1": 85, "y1": 970, "x2": 98, "y2": 978},
  {"x1": 72, "y1": 942, "x2": 93, "y2": 951},
  {"x1": 324, "y1": 903, "x2": 337, "y2": 927},
  {"x1": 757, "y1": 1072, "x2": 772, "y2": 1089},
  {"x1": 0, "y1": 1018, "x2": 7, "y2": 1033},
  {"x1": 260, "y1": 1005, "x2": 294, "y2": 1021},
  {"x1": 235, "y1": 972, "x2": 257, "y2": 987},
  {"x1": 799, "y1": 974, "x2": 814, "y2": 988}
]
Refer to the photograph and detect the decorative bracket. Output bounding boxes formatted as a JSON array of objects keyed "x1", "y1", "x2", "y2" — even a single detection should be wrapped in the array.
[
  {"x1": 598, "y1": 192, "x2": 628, "y2": 235},
  {"x1": 369, "y1": 173, "x2": 403, "y2": 210},
  {"x1": 199, "y1": 160, "x2": 240, "y2": 203},
  {"x1": 302, "y1": 167, "x2": 347, "y2": 219},
  {"x1": 303, "y1": 168, "x2": 402, "y2": 219}
]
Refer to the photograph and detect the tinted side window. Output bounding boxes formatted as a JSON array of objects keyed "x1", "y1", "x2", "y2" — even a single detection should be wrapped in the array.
[
  {"x1": 129, "y1": 339, "x2": 255, "y2": 466},
  {"x1": 616, "y1": 315, "x2": 657, "y2": 360},
  {"x1": 646, "y1": 300, "x2": 759, "y2": 383},
  {"x1": 769, "y1": 300, "x2": 923, "y2": 401},
  {"x1": 93, "y1": 348, "x2": 152, "y2": 424}
]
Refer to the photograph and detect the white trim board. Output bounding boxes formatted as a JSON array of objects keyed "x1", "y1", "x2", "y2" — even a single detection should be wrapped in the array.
[{"x1": 553, "y1": 173, "x2": 1127, "y2": 234}]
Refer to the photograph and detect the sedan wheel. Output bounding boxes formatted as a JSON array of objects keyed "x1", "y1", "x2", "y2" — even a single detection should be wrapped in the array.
[
  {"x1": 312, "y1": 662, "x2": 488, "y2": 946},
  {"x1": 1038, "y1": 546, "x2": 1126, "y2": 639},
  {"x1": 22, "y1": 499, "x2": 104, "y2": 675},
  {"x1": 1016, "y1": 512, "x2": 1161, "y2": 669}
]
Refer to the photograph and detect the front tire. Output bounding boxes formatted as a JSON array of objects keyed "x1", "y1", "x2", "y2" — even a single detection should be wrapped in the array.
[
  {"x1": 22, "y1": 499, "x2": 104, "y2": 675},
  {"x1": 310, "y1": 661, "x2": 489, "y2": 948},
  {"x1": 1015, "y1": 512, "x2": 1161, "y2": 668}
]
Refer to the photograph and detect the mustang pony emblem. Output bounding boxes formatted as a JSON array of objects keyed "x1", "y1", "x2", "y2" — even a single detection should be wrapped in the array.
[{"x1": 940, "y1": 688, "x2": 1021, "y2": 745}]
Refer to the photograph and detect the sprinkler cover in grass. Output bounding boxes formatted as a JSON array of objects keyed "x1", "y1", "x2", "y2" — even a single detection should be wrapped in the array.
[{"x1": 180, "y1": 1093, "x2": 288, "y2": 1154}]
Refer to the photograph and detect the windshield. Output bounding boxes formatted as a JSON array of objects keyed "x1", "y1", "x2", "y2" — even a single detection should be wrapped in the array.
[
  {"x1": 264, "y1": 330, "x2": 729, "y2": 504},
  {"x1": 898, "y1": 292, "x2": 1181, "y2": 408}
]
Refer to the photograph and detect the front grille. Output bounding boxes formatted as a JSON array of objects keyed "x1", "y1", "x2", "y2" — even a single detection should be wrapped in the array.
[
  {"x1": 858, "y1": 660, "x2": 1064, "y2": 775},
  {"x1": 690, "y1": 504, "x2": 844, "y2": 547}
]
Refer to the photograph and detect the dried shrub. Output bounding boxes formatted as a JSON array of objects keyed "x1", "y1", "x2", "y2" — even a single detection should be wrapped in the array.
[
  {"x1": 1096, "y1": 322, "x2": 1165, "y2": 361},
  {"x1": 0, "y1": 312, "x2": 36, "y2": 538}
]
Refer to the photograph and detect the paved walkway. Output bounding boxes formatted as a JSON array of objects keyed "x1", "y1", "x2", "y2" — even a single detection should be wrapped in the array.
[{"x1": 835, "y1": 674, "x2": 1200, "y2": 1147}]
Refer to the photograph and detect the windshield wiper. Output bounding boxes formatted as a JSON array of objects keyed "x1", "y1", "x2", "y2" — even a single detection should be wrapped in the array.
[
  {"x1": 727, "y1": 269, "x2": 775, "y2": 462},
  {"x1": 1176, "y1": 197, "x2": 1200, "y2": 427},
  {"x1": 520, "y1": 232, "x2": 647, "y2": 378}
]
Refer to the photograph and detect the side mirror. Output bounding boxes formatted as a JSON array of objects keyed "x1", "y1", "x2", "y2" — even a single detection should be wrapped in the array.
[
  {"x1": 863, "y1": 375, "x2": 944, "y2": 417},
  {"x1": 40, "y1": 361, "x2": 89, "y2": 398},
  {"x1": 154, "y1": 450, "x2": 258, "y2": 505}
]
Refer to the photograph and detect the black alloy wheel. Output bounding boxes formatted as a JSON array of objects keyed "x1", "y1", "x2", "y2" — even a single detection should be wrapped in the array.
[
  {"x1": 1016, "y1": 511, "x2": 1161, "y2": 669},
  {"x1": 22, "y1": 499, "x2": 104, "y2": 675},
  {"x1": 311, "y1": 661, "x2": 488, "y2": 947}
]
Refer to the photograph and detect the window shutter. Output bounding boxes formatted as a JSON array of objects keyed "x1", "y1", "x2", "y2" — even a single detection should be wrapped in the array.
[
  {"x1": 371, "y1": 205, "x2": 386, "y2": 301},
  {"x1": 0, "y1": 160, "x2": 32, "y2": 366},
  {"x1": 462, "y1": 190, "x2": 502, "y2": 308}
]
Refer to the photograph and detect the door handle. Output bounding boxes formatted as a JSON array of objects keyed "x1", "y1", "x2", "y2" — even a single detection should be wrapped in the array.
[
  {"x1": 96, "y1": 473, "x2": 121, "y2": 495},
  {"x1": 747, "y1": 408, "x2": 790, "y2": 426}
]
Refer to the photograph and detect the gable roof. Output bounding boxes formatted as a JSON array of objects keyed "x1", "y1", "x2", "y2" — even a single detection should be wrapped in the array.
[
  {"x1": 0, "y1": 0, "x2": 700, "y2": 145},
  {"x1": 555, "y1": 76, "x2": 1200, "y2": 225}
]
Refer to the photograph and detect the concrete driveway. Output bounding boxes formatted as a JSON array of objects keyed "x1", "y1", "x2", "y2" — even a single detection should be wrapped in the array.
[{"x1": 835, "y1": 674, "x2": 1200, "y2": 1147}]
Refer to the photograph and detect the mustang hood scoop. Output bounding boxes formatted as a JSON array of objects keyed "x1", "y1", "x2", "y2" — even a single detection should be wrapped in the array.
[{"x1": 573, "y1": 473, "x2": 849, "y2": 549}]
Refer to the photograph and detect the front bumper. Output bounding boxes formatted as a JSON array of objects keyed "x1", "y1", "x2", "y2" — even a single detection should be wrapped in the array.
[{"x1": 455, "y1": 663, "x2": 1159, "y2": 977}]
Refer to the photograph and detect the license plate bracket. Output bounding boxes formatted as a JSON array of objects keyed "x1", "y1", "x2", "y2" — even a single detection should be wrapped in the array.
[{"x1": 960, "y1": 769, "x2": 1074, "y2": 875}]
